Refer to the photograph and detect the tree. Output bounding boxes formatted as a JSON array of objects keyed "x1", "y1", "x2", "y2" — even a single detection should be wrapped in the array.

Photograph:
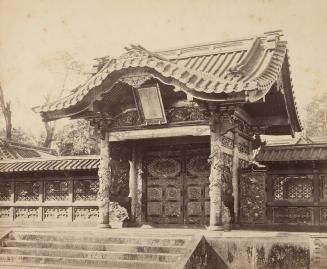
[
  {"x1": 39, "y1": 52, "x2": 89, "y2": 148},
  {"x1": 54, "y1": 119, "x2": 99, "y2": 156},
  {"x1": 305, "y1": 92, "x2": 327, "y2": 137},
  {"x1": 0, "y1": 84, "x2": 12, "y2": 140}
]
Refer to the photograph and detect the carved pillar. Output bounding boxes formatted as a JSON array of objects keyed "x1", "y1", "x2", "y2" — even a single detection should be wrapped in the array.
[
  {"x1": 135, "y1": 150, "x2": 144, "y2": 225},
  {"x1": 208, "y1": 128, "x2": 224, "y2": 230},
  {"x1": 208, "y1": 109, "x2": 233, "y2": 231},
  {"x1": 98, "y1": 132, "x2": 112, "y2": 228},
  {"x1": 232, "y1": 131, "x2": 240, "y2": 224},
  {"x1": 129, "y1": 146, "x2": 138, "y2": 222}
]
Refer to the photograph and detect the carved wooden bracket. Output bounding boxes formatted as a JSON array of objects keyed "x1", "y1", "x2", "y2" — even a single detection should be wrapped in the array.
[
  {"x1": 89, "y1": 113, "x2": 112, "y2": 140},
  {"x1": 209, "y1": 108, "x2": 237, "y2": 136},
  {"x1": 120, "y1": 75, "x2": 153, "y2": 89}
]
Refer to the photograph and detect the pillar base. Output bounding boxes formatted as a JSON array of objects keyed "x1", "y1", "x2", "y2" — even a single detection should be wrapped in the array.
[
  {"x1": 97, "y1": 223, "x2": 111, "y2": 229},
  {"x1": 223, "y1": 224, "x2": 231, "y2": 232},
  {"x1": 207, "y1": 225, "x2": 224, "y2": 231}
]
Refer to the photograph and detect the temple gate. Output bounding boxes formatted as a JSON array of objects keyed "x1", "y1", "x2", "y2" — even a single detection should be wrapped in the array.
[{"x1": 33, "y1": 30, "x2": 301, "y2": 230}]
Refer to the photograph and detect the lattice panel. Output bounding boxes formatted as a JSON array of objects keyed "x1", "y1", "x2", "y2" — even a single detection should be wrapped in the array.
[
  {"x1": 0, "y1": 182, "x2": 10, "y2": 201},
  {"x1": 15, "y1": 181, "x2": 40, "y2": 201},
  {"x1": 320, "y1": 208, "x2": 327, "y2": 225},
  {"x1": 273, "y1": 207, "x2": 313, "y2": 224},
  {"x1": 273, "y1": 176, "x2": 313, "y2": 201},
  {"x1": 15, "y1": 207, "x2": 38, "y2": 220},
  {"x1": 44, "y1": 207, "x2": 69, "y2": 220},
  {"x1": 0, "y1": 207, "x2": 10, "y2": 219},
  {"x1": 45, "y1": 180, "x2": 69, "y2": 201},
  {"x1": 320, "y1": 175, "x2": 327, "y2": 200},
  {"x1": 73, "y1": 207, "x2": 99, "y2": 221},
  {"x1": 74, "y1": 180, "x2": 98, "y2": 201}
]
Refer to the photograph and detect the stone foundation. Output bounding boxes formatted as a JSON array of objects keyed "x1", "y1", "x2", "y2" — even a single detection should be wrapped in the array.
[{"x1": 207, "y1": 235, "x2": 310, "y2": 269}]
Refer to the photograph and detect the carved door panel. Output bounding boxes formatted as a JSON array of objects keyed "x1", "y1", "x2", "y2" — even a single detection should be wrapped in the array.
[
  {"x1": 184, "y1": 149, "x2": 210, "y2": 225},
  {"x1": 146, "y1": 150, "x2": 183, "y2": 224},
  {"x1": 145, "y1": 145, "x2": 210, "y2": 225}
]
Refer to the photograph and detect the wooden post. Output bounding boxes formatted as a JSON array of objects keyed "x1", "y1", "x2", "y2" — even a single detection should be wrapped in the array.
[
  {"x1": 98, "y1": 132, "x2": 111, "y2": 228},
  {"x1": 232, "y1": 132, "x2": 239, "y2": 225}
]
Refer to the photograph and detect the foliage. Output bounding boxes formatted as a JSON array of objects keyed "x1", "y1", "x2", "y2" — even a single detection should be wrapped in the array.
[
  {"x1": 305, "y1": 92, "x2": 327, "y2": 137},
  {"x1": 0, "y1": 127, "x2": 41, "y2": 146},
  {"x1": 54, "y1": 119, "x2": 99, "y2": 156},
  {"x1": 0, "y1": 84, "x2": 12, "y2": 140}
]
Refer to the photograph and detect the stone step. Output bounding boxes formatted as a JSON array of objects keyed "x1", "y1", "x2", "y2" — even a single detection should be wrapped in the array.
[
  {"x1": 2, "y1": 240, "x2": 185, "y2": 254},
  {"x1": 0, "y1": 262, "x2": 128, "y2": 269},
  {"x1": 10, "y1": 232, "x2": 187, "y2": 246},
  {"x1": 0, "y1": 254, "x2": 173, "y2": 269},
  {"x1": 0, "y1": 247, "x2": 179, "y2": 262}
]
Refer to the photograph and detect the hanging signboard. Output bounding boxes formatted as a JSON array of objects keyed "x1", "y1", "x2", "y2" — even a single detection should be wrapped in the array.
[{"x1": 134, "y1": 84, "x2": 167, "y2": 125}]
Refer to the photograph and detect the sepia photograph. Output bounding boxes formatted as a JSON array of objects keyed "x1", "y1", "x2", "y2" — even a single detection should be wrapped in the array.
[{"x1": 0, "y1": 0, "x2": 326, "y2": 268}]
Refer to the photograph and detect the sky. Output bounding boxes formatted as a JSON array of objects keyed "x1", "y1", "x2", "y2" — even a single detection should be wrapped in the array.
[{"x1": 0, "y1": 0, "x2": 327, "y2": 136}]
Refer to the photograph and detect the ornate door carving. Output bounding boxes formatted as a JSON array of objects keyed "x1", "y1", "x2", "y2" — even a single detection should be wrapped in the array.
[
  {"x1": 185, "y1": 149, "x2": 210, "y2": 225},
  {"x1": 145, "y1": 145, "x2": 209, "y2": 225}
]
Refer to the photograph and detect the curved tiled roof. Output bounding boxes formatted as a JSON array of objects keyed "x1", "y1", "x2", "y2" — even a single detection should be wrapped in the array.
[
  {"x1": 0, "y1": 155, "x2": 99, "y2": 173},
  {"x1": 33, "y1": 30, "x2": 292, "y2": 114},
  {"x1": 0, "y1": 139, "x2": 55, "y2": 160},
  {"x1": 256, "y1": 143, "x2": 327, "y2": 162}
]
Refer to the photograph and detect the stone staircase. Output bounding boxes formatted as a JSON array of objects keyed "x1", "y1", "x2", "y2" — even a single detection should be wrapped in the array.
[
  {"x1": 311, "y1": 235, "x2": 327, "y2": 269},
  {"x1": 0, "y1": 230, "x2": 195, "y2": 269}
]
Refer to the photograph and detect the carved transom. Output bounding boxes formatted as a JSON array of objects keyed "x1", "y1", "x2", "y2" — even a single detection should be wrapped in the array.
[
  {"x1": 187, "y1": 155, "x2": 210, "y2": 177},
  {"x1": 148, "y1": 158, "x2": 181, "y2": 178}
]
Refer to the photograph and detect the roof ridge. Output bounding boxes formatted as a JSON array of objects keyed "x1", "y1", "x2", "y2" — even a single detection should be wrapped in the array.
[
  {"x1": 0, "y1": 155, "x2": 100, "y2": 164},
  {"x1": 4, "y1": 139, "x2": 55, "y2": 154},
  {"x1": 263, "y1": 143, "x2": 327, "y2": 149},
  {"x1": 154, "y1": 30, "x2": 283, "y2": 56}
]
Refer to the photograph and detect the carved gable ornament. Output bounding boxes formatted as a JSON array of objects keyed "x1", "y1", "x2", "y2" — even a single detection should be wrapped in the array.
[{"x1": 119, "y1": 75, "x2": 153, "y2": 89}]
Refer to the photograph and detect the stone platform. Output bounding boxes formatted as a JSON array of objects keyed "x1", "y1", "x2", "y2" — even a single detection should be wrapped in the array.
[{"x1": 0, "y1": 226, "x2": 325, "y2": 269}]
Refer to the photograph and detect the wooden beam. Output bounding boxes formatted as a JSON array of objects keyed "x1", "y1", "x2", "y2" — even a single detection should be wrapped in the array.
[{"x1": 108, "y1": 125, "x2": 210, "y2": 141}]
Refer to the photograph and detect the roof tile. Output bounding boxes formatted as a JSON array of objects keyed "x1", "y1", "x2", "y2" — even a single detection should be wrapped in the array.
[{"x1": 0, "y1": 156, "x2": 100, "y2": 173}]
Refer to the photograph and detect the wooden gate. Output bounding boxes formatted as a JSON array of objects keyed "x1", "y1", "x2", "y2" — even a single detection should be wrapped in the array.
[{"x1": 145, "y1": 145, "x2": 210, "y2": 225}]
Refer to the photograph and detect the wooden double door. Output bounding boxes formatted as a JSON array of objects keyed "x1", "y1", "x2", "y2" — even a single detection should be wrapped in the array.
[{"x1": 145, "y1": 144, "x2": 210, "y2": 225}]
